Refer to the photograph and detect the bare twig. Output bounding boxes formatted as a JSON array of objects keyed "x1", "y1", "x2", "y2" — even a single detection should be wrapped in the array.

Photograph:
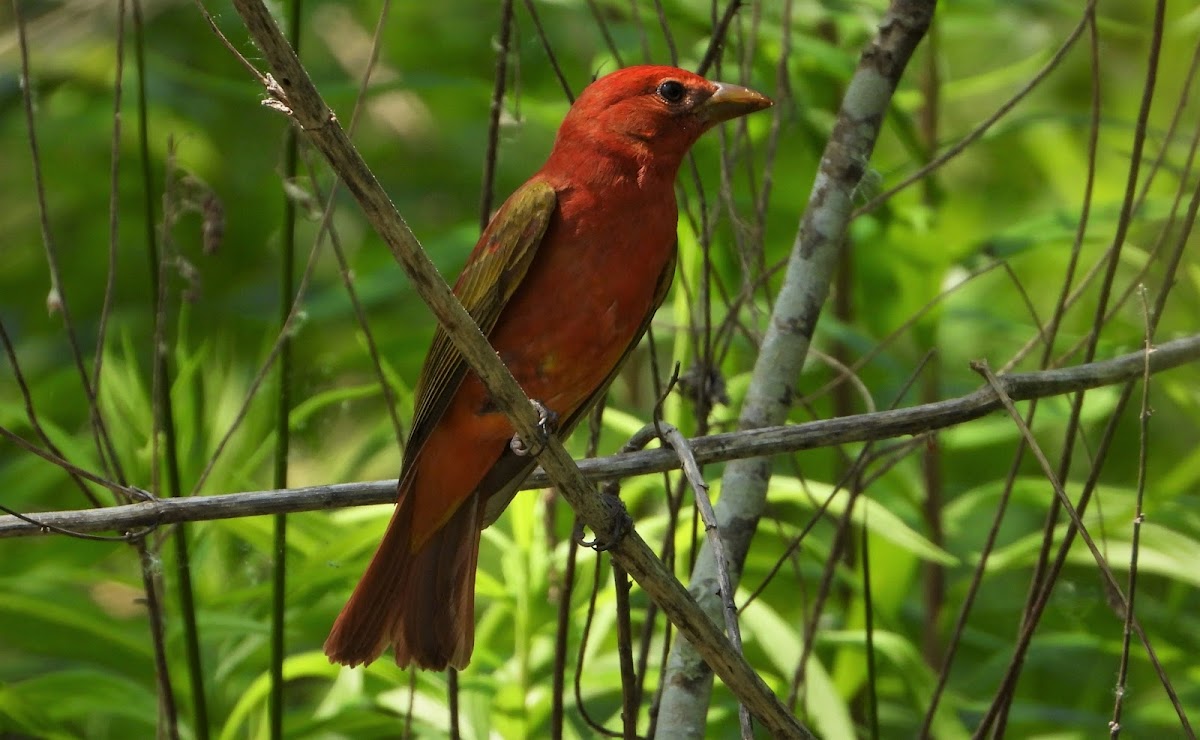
[
  {"x1": 0, "y1": 424, "x2": 150, "y2": 510},
  {"x1": 651, "y1": 0, "x2": 679, "y2": 67},
  {"x1": 972, "y1": 360, "x2": 1193, "y2": 738},
  {"x1": 784, "y1": 350, "x2": 934, "y2": 710},
  {"x1": 93, "y1": 0, "x2": 127, "y2": 426},
  {"x1": 1132, "y1": 34, "x2": 1200, "y2": 215},
  {"x1": 612, "y1": 560, "x2": 638, "y2": 739},
  {"x1": 988, "y1": 2, "x2": 1169, "y2": 733},
  {"x1": 697, "y1": 1, "x2": 743, "y2": 76},
  {"x1": 12, "y1": 0, "x2": 126, "y2": 489},
  {"x1": 584, "y1": 0, "x2": 625, "y2": 67},
  {"x1": 4, "y1": 334, "x2": 1198, "y2": 540},
  {"x1": 852, "y1": 0, "x2": 1097, "y2": 219},
  {"x1": 977, "y1": 107, "x2": 1200, "y2": 737},
  {"x1": 859, "y1": 493, "x2": 880, "y2": 740},
  {"x1": 152, "y1": 110, "x2": 209, "y2": 740},
  {"x1": 268, "y1": 0, "x2": 304, "y2": 734},
  {"x1": 521, "y1": 0, "x2": 573, "y2": 102},
  {"x1": 551, "y1": 405, "x2": 605, "y2": 740},
  {"x1": 656, "y1": 422, "x2": 752, "y2": 738},
  {"x1": 1026, "y1": 65, "x2": 1200, "y2": 375},
  {"x1": 1110, "y1": 287, "x2": 1154, "y2": 738},
  {"x1": 480, "y1": 0, "x2": 515, "y2": 229},
  {"x1": 572, "y1": 552, "x2": 622, "y2": 738},
  {"x1": 193, "y1": 0, "x2": 267, "y2": 84},
  {"x1": 298, "y1": 1, "x2": 405, "y2": 448},
  {"x1": 447, "y1": 668, "x2": 460, "y2": 740},
  {"x1": 0, "y1": 319, "x2": 101, "y2": 507}
]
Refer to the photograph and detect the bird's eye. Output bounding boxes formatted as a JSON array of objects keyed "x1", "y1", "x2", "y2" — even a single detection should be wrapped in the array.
[{"x1": 657, "y1": 80, "x2": 686, "y2": 104}]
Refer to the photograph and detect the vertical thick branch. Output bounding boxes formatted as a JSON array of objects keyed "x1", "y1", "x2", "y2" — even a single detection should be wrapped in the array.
[{"x1": 656, "y1": 0, "x2": 937, "y2": 732}]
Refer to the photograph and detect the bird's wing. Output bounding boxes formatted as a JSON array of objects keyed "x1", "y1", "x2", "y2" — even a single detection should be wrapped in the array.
[
  {"x1": 402, "y1": 179, "x2": 557, "y2": 472},
  {"x1": 480, "y1": 246, "x2": 679, "y2": 526}
]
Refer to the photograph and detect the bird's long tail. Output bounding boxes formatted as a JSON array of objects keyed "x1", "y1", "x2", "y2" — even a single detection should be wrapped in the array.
[{"x1": 323, "y1": 482, "x2": 482, "y2": 670}]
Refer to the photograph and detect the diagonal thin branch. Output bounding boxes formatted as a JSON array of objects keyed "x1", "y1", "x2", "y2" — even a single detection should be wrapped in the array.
[
  {"x1": 480, "y1": 0, "x2": 515, "y2": 229},
  {"x1": 973, "y1": 360, "x2": 1192, "y2": 736},
  {"x1": 11, "y1": 0, "x2": 127, "y2": 490},
  {"x1": 657, "y1": 421, "x2": 752, "y2": 739},
  {"x1": 852, "y1": 0, "x2": 1096, "y2": 219}
]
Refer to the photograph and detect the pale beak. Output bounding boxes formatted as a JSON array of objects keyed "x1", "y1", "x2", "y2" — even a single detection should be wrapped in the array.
[{"x1": 697, "y1": 82, "x2": 773, "y2": 125}]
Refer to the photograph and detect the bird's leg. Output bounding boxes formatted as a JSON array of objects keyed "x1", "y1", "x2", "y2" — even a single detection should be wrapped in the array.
[
  {"x1": 575, "y1": 484, "x2": 633, "y2": 552},
  {"x1": 509, "y1": 399, "x2": 559, "y2": 457}
]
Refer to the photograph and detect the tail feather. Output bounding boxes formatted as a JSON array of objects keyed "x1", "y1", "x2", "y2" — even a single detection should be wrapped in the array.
[
  {"x1": 390, "y1": 493, "x2": 481, "y2": 669},
  {"x1": 324, "y1": 482, "x2": 483, "y2": 670}
]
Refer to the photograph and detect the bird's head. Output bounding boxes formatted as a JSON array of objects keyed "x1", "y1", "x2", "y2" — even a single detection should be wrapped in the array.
[{"x1": 545, "y1": 65, "x2": 772, "y2": 179}]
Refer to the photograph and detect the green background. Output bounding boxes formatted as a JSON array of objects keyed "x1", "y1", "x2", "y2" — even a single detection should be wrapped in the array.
[{"x1": 1, "y1": 1, "x2": 1197, "y2": 738}]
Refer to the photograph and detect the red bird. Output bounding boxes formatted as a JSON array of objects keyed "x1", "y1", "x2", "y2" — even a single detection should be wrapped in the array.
[{"x1": 324, "y1": 65, "x2": 771, "y2": 670}]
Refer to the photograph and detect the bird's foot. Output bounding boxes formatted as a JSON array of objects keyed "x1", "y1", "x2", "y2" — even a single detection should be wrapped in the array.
[
  {"x1": 510, "y1": 399, "x2": 559, "y2": 457},
  {"x1": 575, "y1": 491, "x2": 632, "y2": 552}
]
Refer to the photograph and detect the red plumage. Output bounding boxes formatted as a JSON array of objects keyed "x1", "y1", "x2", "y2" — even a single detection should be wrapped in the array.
[{"x1": 325, "y1": 65, "x2": 771, "y2": 670}]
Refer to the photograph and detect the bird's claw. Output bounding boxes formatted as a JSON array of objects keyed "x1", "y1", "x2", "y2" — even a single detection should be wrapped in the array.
[
  {"x1": 575, "y1": 492, "x2": 632, "y2": 552},
  {"x1": 510, "y1": 399, "x2": 559, "y2": 456}
]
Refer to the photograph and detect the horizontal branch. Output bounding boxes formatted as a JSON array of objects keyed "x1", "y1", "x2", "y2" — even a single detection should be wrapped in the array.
[{"x1": 4, "y1": 333, "x2": 1196, "y2": 540}]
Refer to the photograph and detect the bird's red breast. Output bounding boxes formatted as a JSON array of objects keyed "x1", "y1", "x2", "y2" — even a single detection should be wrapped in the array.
[{"x1": 324, "y1": 65, "x2": 772, "y2": 670}]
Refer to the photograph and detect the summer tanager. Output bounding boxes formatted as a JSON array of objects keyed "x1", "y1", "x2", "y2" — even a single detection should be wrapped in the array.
[{"x1": 324, "y1": 65, "x2": 771, "y2": 670}]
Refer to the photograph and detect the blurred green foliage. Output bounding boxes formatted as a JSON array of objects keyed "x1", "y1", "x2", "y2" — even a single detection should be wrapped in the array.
[{"x1": 1, "y1": 0, "x2": 1198, "y2": 738}]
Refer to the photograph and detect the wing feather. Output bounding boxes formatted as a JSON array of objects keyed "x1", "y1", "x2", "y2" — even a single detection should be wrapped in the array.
[{"x1": 403, "y1": 180, "x2": 557, "y2": 471}]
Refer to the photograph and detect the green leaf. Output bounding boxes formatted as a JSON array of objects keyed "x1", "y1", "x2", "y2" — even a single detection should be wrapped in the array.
[{"x1": 757, "y1": 477, "x2": 958, "y2": 566}]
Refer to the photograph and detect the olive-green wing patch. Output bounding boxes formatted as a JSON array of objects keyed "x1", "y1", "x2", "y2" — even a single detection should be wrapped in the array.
[{"x1": 402, "y1": 180, "x2": 557, "y2": 472}]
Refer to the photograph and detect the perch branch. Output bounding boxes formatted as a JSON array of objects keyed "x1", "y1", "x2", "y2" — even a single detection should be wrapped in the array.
[{"x1": 3, "y1": 334, "x2": 1196, "y2": 540}]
